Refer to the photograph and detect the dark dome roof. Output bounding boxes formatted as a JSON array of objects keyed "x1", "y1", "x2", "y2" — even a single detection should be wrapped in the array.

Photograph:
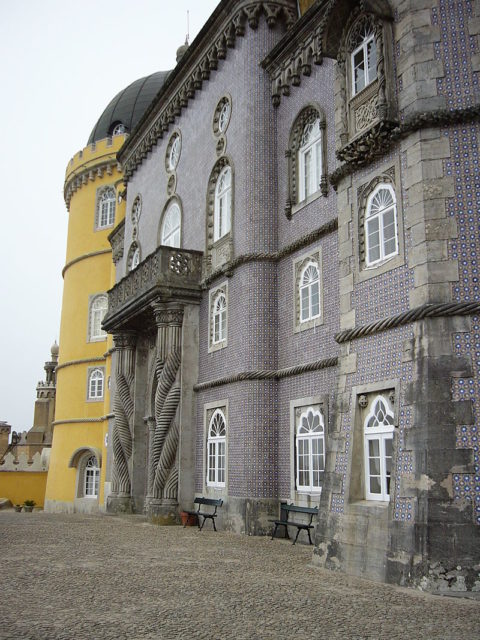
[{"x1": 87, "y1": 70, "x2": 171, "y2": 144}]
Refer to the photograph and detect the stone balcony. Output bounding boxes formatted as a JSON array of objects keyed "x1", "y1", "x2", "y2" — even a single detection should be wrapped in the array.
[{"x1": 103, "y1": 246, "x2": 203, "y2": 332}]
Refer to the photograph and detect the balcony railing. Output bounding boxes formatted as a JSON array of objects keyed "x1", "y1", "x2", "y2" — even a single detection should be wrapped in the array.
[{"x1": 105, "y1": 246, "x2": 203, "y2": 326}]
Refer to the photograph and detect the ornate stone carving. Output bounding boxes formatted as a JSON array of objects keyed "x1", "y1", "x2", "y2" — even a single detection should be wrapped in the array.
[
  {"x1": 111, "y1": 332, "x2": 137, "y2": 497},
  {"x1": 149, "y1": 306, "x2": 184, "y2": 502},
  {"x1": 119, "y1": 1, "x2": 297, "y2": 183},
  {"x1": 105, "y1": 245, "x2": 202, "y2": 323}
]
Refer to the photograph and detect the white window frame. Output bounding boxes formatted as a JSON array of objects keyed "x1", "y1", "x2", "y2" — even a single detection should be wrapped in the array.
[
  {"x1": 299, "y1": 260, "x2": 321, "y2": 323},
  {"x1": 161, "y1": 202, "x2": 181, "y2": 247},
  {"x1": 214, "y1": 166, "x2": 232, "y2": 242},
  {"x1": 363, "y1": 395, "x2": 394, "y2": 501},
  {"x1": 84, "y1": 455, "x2": 100, "y2": 498},
  {"x1": 97, "y1": 187, "x2": 116, "y2": 229},
  {"x1": 206, "y1": 409, "x2": 226, "y2": 488},
  {"x1": 89, "y1": 294, "x2": 108, "y2": 342},
  {"x1": 88, "y1": 368, "x2": 104, "y2": 400},
  {"x1": 295, "y1": 407, "x2": 324, "y2": 494},
  {"x1": 365, "y1": 184, "x2": 398, "y2": 267},
  {"x1": 212, "y1": 293, "x2": 227, "y2": 345},
  {"x1": 298, "y1": 118, "x2": 322, "y2": 202},
  {"x1": 351, "y1": 29, "x2": 377, "y2": 96}
]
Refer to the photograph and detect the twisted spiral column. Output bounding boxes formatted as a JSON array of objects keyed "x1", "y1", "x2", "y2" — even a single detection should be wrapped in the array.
[
  {"x1": 111, "y1": 331, "x2": 137, "y2": 496},
  {"x1": 150, "y1": 302, "x2": 184, "y2": 502}
]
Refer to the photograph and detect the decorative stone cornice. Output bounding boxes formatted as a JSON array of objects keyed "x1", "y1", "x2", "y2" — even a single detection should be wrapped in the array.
[
  {"x1": 64, "y1": 160, "x2": 122, "y2": 210},
  {"x1": 108, "y1": 219, "x2": 126, "y2": 265},
  {"x1": 335, "y1": 301, "x2": 480, "y2": 344},
  {"x1": 194, "y1": 356, "x2": 338, "y2": 391},
  {"x1": 262, "y1": 0, "x2": 392, "y2": 106},
  {"x1": 202, "y1": 217, "x2": 337, "y2": 287},
  {"x1": 118, "y1": 0, "x2": 297, "y2": 184},
  {"x1": 56, "y1": 356, "x2": 106, "y2": 372},
  {"x1": 330, "y1": 104, "x2": 480, "y2": 187},
  {"x1": 62, "y1": 249, "x2": 111, "y2": 278}
]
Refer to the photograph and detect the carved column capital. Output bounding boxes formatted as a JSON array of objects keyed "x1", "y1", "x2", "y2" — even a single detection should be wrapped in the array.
[
  {"x1": 151, "y1": 301, "x2": 184, "y2": 327},
  {"x1": 113, "y1": 331, "x2": 137, "y2": 350}
]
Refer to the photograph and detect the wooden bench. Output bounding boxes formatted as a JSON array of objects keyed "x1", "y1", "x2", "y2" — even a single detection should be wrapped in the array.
[
  {"x1": 183, "y1": 497, "x2": 223, "y2": 531},
  {"x1": 269, "y1": 503, "x2": 319, "y2": 545}
]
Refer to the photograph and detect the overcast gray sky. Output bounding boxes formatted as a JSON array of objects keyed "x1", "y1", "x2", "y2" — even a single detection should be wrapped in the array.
[{"x1": 0, "y1": 0, "x2": 219, "y2": 432}]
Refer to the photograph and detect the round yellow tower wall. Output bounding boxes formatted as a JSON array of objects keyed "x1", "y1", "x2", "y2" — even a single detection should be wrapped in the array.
[{"x1": 44, "y1": 135, "x2": 126, "y2": 514}]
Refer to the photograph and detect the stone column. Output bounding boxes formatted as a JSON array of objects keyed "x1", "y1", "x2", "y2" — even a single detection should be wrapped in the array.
[
  {"x1": 144, "y1": 416, "x2": 156, "y2": 497},
  {"x1": 107, "y1": 330, "x2": 137, "y2": 514},
  {"x1": 146, "y1": 301, "x2": 184, "y2": 524}
]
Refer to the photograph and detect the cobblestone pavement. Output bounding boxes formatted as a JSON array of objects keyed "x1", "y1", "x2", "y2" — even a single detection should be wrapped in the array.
[{"x1": 0, "y1": 511, "x2": 478, "y2": 640}]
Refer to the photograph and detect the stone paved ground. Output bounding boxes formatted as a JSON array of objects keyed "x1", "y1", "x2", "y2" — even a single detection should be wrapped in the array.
[{"x1": 0, "y1": 511, "x2": 478, "y2": 640}]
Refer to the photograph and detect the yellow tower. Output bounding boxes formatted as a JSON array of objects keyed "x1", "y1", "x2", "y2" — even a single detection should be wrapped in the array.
[
  {"x1": 44, "y1": 72, "x2": 170, "y2": 513},
  {"x1": 44, "y1": 136, "x2": 126, "y2": 513}
]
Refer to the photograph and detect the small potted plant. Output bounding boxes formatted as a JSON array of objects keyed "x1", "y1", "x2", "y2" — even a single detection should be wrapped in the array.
[
  {"x1": 14, "y1": 504, "x2": 22, "y2": 512},
  {"x1": 23, "y1": 500, "x2": 36, "y2": 512}
]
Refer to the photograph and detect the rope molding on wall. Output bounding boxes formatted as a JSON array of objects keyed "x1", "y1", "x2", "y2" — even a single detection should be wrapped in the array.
[
  {"x1": 56, "y1": 356, "x2": 106, "y2": 371},
  {"x1": 62, "y1": 249, "x2": 111, "y2": 278},
  {"x1": 203, "y1": 217, "x2": 338, "y2": 287},
  {"x1": 194, "y1": 356, "x2": 338, "y2": 392},
  {"x1": 335, "y1": 301, "x2": 480, "y2": 343},
  {"x1": 52, "y1": 416, "x2": 110, "y2": 426}
]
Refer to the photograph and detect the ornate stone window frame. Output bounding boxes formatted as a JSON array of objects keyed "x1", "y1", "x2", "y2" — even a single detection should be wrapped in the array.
[
  {"x1": 336, "y1": 10, "x2": 396, "y2": 150},
  {"x1": 131, "y1": 194, "x2": 142, "y2": 224},
  {"x1": 354, "y1": 162, "x2": 404, "y2": 283},
  {"x1": 347, "y1": 381, "x2": 398, "y2": 507},
  {"x1": 88, "y1": 293, "x2": 108, "y2": 342},
  {"x1": 208, "y1": 281, "x2": 228, "y2": 353},
  {"x1": 205, "y1": 157, "x2": 234, "y2": 276},
  {"x1": 289, "y1": 396, "x2": 328, "y2": 505},
  {"x1": 212, "y1": 94, "x2": 232, "y2": 156},
  {"x1": 293, "y1": 248, "x2": 323, "y2": 333},
  {"x1": 127, "y1": 241, "x2": 141, "y2": 272},
  {"x1": 213, "y1": 94, "x2": 232, "y2": 137},
  {"x1": 165, "y1": 130, "x2": 182, "y2": 173},
  {"x1": 159, "y1": 197, "x2": 182, "y2": 248},
  {"x1": 203, "y1": 400, "x2": 228, "y2": 496},
  {"x1": 87, "y1": 366, "x2": 105, "y2": 402},
  {"x1": 286, "y1": 104, "x2": 327, "y2": 218},
  {"x1": 95, "y1": 185, "x2": 116, "y2": 231}
]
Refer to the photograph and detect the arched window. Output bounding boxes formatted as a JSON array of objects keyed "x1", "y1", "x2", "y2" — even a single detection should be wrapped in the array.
[
  {"x1": 296, "y1": 407, "x2": 324, "y2": 493},
  {"x1": 214, "y1": 166, "x2": 232, "y2": 242},
  {"x1": 88, "y1": 368, "x2": 104, "y2": 400},
  {"x1": 351, "y1": 25, "x2": 377, "y2": 95},
  {"x1": 166, "y1": 132, "x2": 181, "y2": 172},
  {"x1": 212, "y1": 293, "x2": 227, "y2": 344},
  {"x1": 89, "y1": 295, "x2": 107, "y2": 341},
  {"x1": 160, "y1": 202, "x2": 181, "y2": 247},
  {"x1": 364, "y1": 395, "x2": 394, "y2": 501},
  {"x1": 127, "y1": 243, "x2": 140, "y2": 271},
  {"x1": 84, "y1": 455, "x2": 100, "y2": 498},
  {"x1": 97, "y1": 187, "x2": 116, "y2": 229},
  {"x1": 207, "y1": 409, "x2": 226, "y2": 488},
  {"x1": 298, "y1": 118, "x2": 322, "y2": 202},
  {"x1": 365, "y1": 184, "x2": 398, "y2": 266},
  {"x1": 300, "y1": 261, "x2": 320, "y2": 323}
]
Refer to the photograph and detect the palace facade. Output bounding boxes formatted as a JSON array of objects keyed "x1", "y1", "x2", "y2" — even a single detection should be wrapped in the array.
[{"x1": 45, "y1": 0, "x2": 480, "y2": 592}]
